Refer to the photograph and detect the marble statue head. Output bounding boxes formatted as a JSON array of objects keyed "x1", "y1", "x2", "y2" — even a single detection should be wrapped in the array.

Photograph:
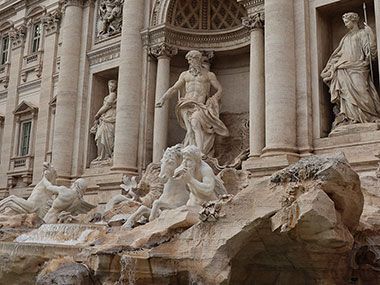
[
  {"x1": 73, "y1": 178, "x2": 88, "y2": 196},
  {"x1": 342, "y1": 12, "x2": 359, "y2": 24},
  {"x1": 185, "y1": 50, "x2": 202, "y2": 64},
  {"x1": 108, "y1": 79, "x2": 117, "y2": 92},
  {"x1": 182, "y1": 145, "x2": 202, "y2": 163}
]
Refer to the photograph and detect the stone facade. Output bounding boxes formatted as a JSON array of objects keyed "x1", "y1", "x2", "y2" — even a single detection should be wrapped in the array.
[{"x1": 0, "y1": 0, "x2": 379, "y2": 212}]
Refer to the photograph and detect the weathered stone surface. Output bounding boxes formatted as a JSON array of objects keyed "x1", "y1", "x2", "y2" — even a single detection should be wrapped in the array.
[
  {"x1": 36, "y1": 261, "x2": 95, "y2": 285},
  {"x1": 0, "y1": 213, "x2": 44, "y2": 229},
  {"x1": 101, "y1": 205, "x2": 200, "y2": 249},
  {"x1": 119, "y1": 152, "x2": 363, "y2": 284}
]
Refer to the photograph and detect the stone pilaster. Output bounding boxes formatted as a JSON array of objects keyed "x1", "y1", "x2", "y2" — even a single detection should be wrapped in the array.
[
  {"x1": 52, "y1": 0, "x2": 84, "y2": 180},
  {"x1": 242, "y1": 9, "x2": 265, "y2": 158},
  {"x1": 32, "y1": 11, "x2": 61, "y2": 185},
  {"x1": 0, "y1": 24, "x2": 25, "y2": 188},
  {"x1": 150, "y1": 43, "x2": 178, "y2": 163},
  {"x1": 112, "y1": 0, "x2": 146, "y2": 172}
]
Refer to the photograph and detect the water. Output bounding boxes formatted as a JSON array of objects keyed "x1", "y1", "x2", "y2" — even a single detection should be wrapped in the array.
[
  {"x1": 117, "y1": 254, "x2": 137, "y2": 285},
  {"x1": 14, "y1": 224, "x2": 106, "y2": 246}
]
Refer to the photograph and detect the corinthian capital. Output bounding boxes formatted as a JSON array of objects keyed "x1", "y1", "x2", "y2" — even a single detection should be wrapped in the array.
[
  {"x1": 242, "y1": 12, "x2": 264, "y2": 30},
  {"x1": 42, "y1": 9, "x2": 62, "y2": 35},
  {"x1": 9, "y1": 24, "x2": 27, "y2": 49},
  {"x1": 150, "y1": 43, "x2": 178, "y2": 59}
]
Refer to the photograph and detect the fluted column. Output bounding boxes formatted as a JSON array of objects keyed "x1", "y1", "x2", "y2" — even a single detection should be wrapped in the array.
[
  {"x1": 52, "y1": 0, "x2": 84, "y2": 179},
  {"x1": 242, "y1": 11, "x2": 265, "y2": 158},
  {"x1": 113, "y1": 0, "x2": 145, "y2": 172},
  {"x1": 151, "y1": 43, "x2": 177, "y2": 163},
  {"x1": 262, "y1": 0, "x2": 297, "y2": 156}
]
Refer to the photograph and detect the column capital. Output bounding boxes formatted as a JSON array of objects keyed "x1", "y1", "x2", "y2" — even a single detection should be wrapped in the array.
[
  {"x1": 150, "y1": 43, "x2": 178, "y2": 59},
  {"x1": 42, "y1": 9, "x2": 62, "y2": 36},
  {"x1": 242, "y1": 11, "x2": 265, "y2": 30},
  {"x1": 62, "y1": 0, "x2": 86, "y2": 8},
  {"x1": 9, "y1": 24, "x2": 26, "y2": 50}
]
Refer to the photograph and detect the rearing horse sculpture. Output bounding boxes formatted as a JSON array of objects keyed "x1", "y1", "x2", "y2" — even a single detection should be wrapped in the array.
[
  {"x1": 123, "y1": 144, "x2": 189, "y2": 228},
  {"x1": 0, "y1": 162, "x2": 57, "y2": 219}
]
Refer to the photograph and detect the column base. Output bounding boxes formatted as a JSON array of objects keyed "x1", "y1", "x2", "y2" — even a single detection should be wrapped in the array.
[
  {"x1": 242, "y1": 153, "x2": 299, "y2": 177},
  {"x1": 110, "y1": 165, "x2": 138, "y2": 174}
]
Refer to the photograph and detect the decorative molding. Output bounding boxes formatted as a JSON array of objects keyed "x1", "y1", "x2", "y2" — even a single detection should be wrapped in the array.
[
  {"x1": 62, "y1": 0, "x2": 85, "y2": 8},
  {"x1": 238, "y1": 0, "x2": 264, "y2": 13},
  {"x1": 9, "y1": 24, "x2": 26, "y2": 49},
  {"x1": 87, "y1": 42, "x2": 120, "y2": 66},
  {"x1": 42, "y1": 8, "x2": 62, "y2": 35},
  {"x1": 0, "y1": 90, "x2": 8, "y2": 100},
  {"x1": 143, "y1": 24, "x2": 250, "y2": 52},
  {"x1": 0, "y1": 63, "x2": 10, "y2": 89},
  {"x1": 150, "y1": 43, "x2": 178, "y2": 59},
  {"x1": 17, "y1": 79, "x2": 41, "y2": 93}
]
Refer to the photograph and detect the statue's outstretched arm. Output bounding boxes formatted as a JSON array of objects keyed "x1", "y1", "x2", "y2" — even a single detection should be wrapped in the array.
[
  {"x1": 156, "y1": 72, "x2": 186, "y2": 107},
  {"x1": 42, "y1": 177, "x2": 62, "y2": 195}
]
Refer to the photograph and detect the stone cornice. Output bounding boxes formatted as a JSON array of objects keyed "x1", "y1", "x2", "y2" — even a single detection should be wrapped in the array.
[
  {"x1": 87, "y1": 42, "x2": 120, "y2": 66},
  {"x1": 150, "y1": 43, "x2": 178, "y2": 59},
  {"x1": 238, "y1": 0, "x2": 264, "y2": 12},
  {"x1": 62, "y1": 0, "x2": 86, "y2": 8},
  {"x1": 142, "y1": 24, "x2": 250, "y2": 52}
]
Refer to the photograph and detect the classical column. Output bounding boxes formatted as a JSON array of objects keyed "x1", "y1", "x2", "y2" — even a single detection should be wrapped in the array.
[
  {"x1": 32, "y1": 10, "x2": 61, "y2": 185},
  {"x1": 52, "y1": 0, "x2": 84, "y2": 180},
  {"x1": 262, "y1": 0, "x2": 297, "y2": 157},
  {"x1": 242, "y1": 11, "x2": 265, "y2": 158},
  {"x1": 113, "y1": 0, "x2": 145, "y2": 172},
  {"x1": 150, "y1": 43, "x2": 178, "y2": 163}
]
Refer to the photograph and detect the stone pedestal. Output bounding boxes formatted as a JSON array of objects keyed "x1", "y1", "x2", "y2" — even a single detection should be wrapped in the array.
[
  {"x1": 52, "y1": 1, "x2": 84, "y2": 180},
  {"x1": 112, "y1": 0, "x2": 145, "y2": 173},
  {"x1": 151, "y1": 44, "x2": 177, "y2": 163}
]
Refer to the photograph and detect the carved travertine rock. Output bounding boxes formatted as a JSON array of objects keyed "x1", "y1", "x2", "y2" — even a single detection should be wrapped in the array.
[
  {"x1": 90, "y1": 79, "x2": 117, "y2": 164},
  {"x1": 42, "y1": 177, "x2": 95, "y2": 224},
  {"x1": 156, "y1": 50, "x2": 229, "y2": 156},
  {"x1": 0, "y1": 163, "x2": 57, "y2": 219},
  {"x1": 321, "y1": 12, "x2": 380, "y2": 130}
]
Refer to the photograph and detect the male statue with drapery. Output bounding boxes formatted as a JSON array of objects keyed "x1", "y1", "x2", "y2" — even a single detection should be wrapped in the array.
[
  {"x1": 156, "y1": 50, "x2": 229, "y2": 156},
  {"x1": 321, "y1": 12, "x2": 380, "y2": 130}
]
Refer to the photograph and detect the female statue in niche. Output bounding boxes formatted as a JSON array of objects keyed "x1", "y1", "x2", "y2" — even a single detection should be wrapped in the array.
[
  {"x1": 90, "y1": 79, "x2": 117, "y2": 163},
  {"x1": 321, "y1": 12, "x2": 380, "y2": 130}
]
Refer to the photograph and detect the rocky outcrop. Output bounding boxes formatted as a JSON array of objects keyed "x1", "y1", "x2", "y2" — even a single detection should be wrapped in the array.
[
  {"x1": 114, "y1": 152, "x2": 363, "y2": 284},
  {"x1": 36, "y1": 261, "x2": 95, "y2": 285}
]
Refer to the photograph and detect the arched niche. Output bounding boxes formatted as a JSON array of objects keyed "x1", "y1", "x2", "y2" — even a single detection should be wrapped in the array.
[{"x1": 147, "y1": 0, "x2": 250, "y2": 164}]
